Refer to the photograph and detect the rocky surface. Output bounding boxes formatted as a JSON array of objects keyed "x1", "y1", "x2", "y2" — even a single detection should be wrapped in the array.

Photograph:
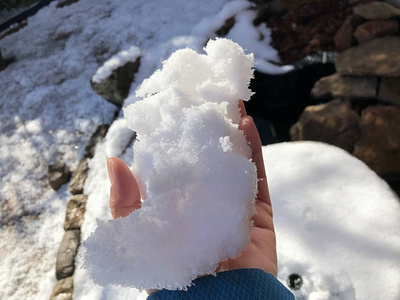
[
  {"x1": 84, "y1": 124, "x2": 109, "y2": 159},
  {"x1": 353, "y1": 1, "x2": 400, "y2": 19},
  {"x1": 50, "y1": 277, "x2": 73, "y2": 300},
  {"x1": 51, "y1": 122, "x2": 110, "y2": 296},
  {"x1": 64, "y1": 194, "x2": 87, "y2": 230},
  {"x1": 56, "y1": 229, "x2": 80, "y2": 280},
  {"x1": 378, "y1": 77, "x2": 400, "y2": 105},
  {"x1": 48, "y1": 162, "x2": 72, "y2": 191},
  {"x1": 311, "y1": 73, "x2": 378, "y2": 100},
  {"x1": 293, "y1": 0, "x2": 400, "y2": 196},
  {"x1": 354, "y1": 19, "x2": 398, "y2": 44},
  {"x1": 68, "y1": 158, "x2": 89, "y2": 195},
  {"x1": 255, "y1": 0, "x2": 377, "y2": 64},
  {"x1": 90, "y1": 58, "x2": 140, "y2": 106},
  {"x1": 290, "y1": 99, "x2": 361, "y2": 152},
  {"x1": 336, "y1": 37, "x2": 400, "y2": 77},
  {"x1": 353, "y1": 106, "x2": 400, "y2": 180}
]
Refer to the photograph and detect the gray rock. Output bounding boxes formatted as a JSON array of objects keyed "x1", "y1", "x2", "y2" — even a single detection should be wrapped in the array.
[
  {"x1": 311, "y1": 73, "x2": 378, "y2": 100},
  {"x1": 353, "y1": 105, "x2": 400, "y2": 180},
  {"x1": 354, "y1": 19, "x2": 398, "y2": 44},
  {"x1": 290, "y1": 99, "x2": 361, "y2": 152},
  {"x1": 91, "y1": 58, "x2": 140, "y2": 106},
  {"x1": 50, "y1": 277, "x2": 73, "y2": 300},
  {"x1": 378, "y1": 77, "x2": 400, "y2": 105},
  {"x1": 56, "y1": 230, "x2": 80, "y2": 280},
  {"x1": 64, "y1": 194, "x2": 87, "y2": 230},
  {"x1": 48, "y1": 162, "x2": 72, "y2": 191},
  {"x1": 336, "y1": 37, "x2": 400, "y2": 77},
  {"x1": 84, "y1": 124, "x2": 109, "y2": 159},
  {"x1": 353, "y1": 1, "x2": 400, "y2": 20},
  {"x1": 68, "y1": 158, "x2": 89, "y2": 195}
]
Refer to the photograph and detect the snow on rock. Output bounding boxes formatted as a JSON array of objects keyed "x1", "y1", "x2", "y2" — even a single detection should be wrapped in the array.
[
  {"x1": 90, "y1": 46, "x2": 141, "y2": 106},
  {"x1": 83, "y1": 38, "x2": 258, "y2": 290},
  {"x1": 265, "y1": 142, "x2": 400, "y2": 300},
  {"x1": 92, "y1": 46, "x2": 141, "y2": 83}
]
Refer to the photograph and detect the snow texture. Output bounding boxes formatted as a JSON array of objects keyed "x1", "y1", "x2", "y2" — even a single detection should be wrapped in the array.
[
  {"x1": 92, "y1": 46, "x2": 141, "y2": 83},
  {"x1": 83, "y1": 38, "x2": 258, "y2": 290}
]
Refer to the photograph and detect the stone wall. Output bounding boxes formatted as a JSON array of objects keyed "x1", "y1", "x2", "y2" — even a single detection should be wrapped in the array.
[{"x1": 291, "y1": 1, "x2": 400, "y2": 196}]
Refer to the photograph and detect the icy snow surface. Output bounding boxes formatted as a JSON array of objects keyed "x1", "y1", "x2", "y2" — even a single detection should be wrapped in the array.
[{"x1": 84, "y1": 38, "x2": 258, "y2": 290}]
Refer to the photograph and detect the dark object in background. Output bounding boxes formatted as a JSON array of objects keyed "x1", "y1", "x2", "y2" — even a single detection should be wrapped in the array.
[
  {"x1": 287, "y1": 273, "x2": 303, "y2": 290},
  {"x1": 245, "y1": 52, "x2": 336, "y2": 142},
  {"x1": 0, "y1": 0, "x2": 55, "y2": 34}
]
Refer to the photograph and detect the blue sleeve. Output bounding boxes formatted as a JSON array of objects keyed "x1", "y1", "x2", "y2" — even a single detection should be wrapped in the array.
[{"x1": 147, "y1": 268, "x2": 295, "y2": 300}]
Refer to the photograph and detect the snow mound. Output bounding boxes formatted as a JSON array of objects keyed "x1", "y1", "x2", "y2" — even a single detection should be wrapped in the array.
[
  {"x1": 265, "y1": 142, "x2": 400, "y2": 300},
  {"x1": 83, "y1": 38, "x2": 258, "y2": 290}
]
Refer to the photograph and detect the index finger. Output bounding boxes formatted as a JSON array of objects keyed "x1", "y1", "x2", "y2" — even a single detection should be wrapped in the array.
[{"x1": 239, "y1": 116, "x2": 271, "y2": 206}]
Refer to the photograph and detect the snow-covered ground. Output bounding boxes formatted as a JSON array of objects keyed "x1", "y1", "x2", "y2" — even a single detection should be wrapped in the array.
[{"x1": 1, "y1": 0, "x2": 399, "y2": 299}]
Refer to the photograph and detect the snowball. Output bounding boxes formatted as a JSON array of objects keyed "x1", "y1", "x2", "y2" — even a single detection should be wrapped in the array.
[
  {"x1": 83, "y1": 38, "x2": 257, "y2": 290},
  {"x1": 91, "y1": 46, "x2": 141, "y2": 83}
]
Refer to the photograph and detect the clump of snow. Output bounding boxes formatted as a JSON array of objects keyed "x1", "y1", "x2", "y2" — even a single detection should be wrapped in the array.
[
  {"x1": 1, "y1": 0, "x2": 233, "y2": 297},
  {"x1": 91, "y1": 46, "x2": 141, "y2": 83},
  {"x1": 83, "y1": 38, "x2": 258, "y2": 290}
]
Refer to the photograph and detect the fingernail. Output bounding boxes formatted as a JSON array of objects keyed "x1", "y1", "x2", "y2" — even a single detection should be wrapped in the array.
[{"x1": 106, "y1": 157, "x2": 115, "y2": 184}]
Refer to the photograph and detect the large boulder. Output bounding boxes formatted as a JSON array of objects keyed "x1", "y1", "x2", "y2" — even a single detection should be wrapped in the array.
[
  {"x1": 290, "y1": 99, "x2": 361, "y2": 152},
  {"x1": 353, "y1": 105, "x2": 400, "y2": 180},
  {"x1": 335, "y1": 37, "x2": 400, "y2": 77},
  {"x1": 311, "y1": 73, "x2": 378, "y2": 100}
]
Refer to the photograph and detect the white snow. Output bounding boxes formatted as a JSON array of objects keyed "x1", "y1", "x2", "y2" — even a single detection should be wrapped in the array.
[
  {"x1": 1, "y1": 0, "x2": 399, "y2": 299},
  {"x1": 83, "y1": 38, "x2": 258, "y2": 290},
  {"x1": 265, "y1": 142, "x2": 400, "y2": 300},
  {"x1": 192, "y1": 0, "x2": 293, "y2": 74}
]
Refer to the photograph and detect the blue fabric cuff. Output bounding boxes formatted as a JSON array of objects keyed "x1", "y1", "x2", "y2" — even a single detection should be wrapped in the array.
[{"x1": 147, "y1": 268, "x2": 295, "y2": 299}]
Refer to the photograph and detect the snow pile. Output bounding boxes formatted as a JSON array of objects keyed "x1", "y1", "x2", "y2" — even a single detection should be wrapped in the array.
[
  {"x1": 83, "y1": 38, "x2": 258, "y2": 290},
  {"x1": 91, "y1": 46, "x2": 141, "y2": 83},
  {"x1": 265, "y1": 142, "x2": 400, "y2": 300}
]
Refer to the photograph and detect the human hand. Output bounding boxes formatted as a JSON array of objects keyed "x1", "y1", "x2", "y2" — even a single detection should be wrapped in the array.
[{"x1": 106, "y1": 100, "x2": 277, "y2": 277}]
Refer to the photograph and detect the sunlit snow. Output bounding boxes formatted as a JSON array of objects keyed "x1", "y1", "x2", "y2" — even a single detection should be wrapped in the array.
[{"x1": 1, "y1": 0, "x2": 399, "y2": 299}]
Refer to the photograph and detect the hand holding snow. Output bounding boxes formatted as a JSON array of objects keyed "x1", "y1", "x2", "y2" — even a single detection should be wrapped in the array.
[{"x1": 83, "y1": 39, "x2": 257, "y2": 290}]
